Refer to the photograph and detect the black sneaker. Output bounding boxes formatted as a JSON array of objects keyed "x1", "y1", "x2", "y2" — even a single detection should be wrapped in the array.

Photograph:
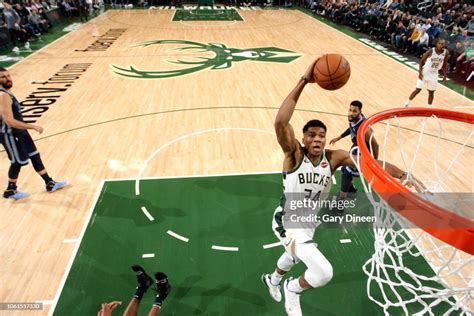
[
  {"x1": 3, "y1": 189, "x2": 29, "y2": 200},
  {"x1": 46, "y1": 180, "x2": 68, "y2": 193},
  {"x1": 132, "y1": 265, "x2": 153, "y2": 290},
  {"x1": 154, "y1": 272, "x2": 171, "y2": 306}
]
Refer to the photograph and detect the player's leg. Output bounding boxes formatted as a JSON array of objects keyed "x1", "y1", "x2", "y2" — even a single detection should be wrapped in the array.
[
  {"x1": 146, "y1": 272, "x2": 170, "y2": 316},
  {"x1": 265, "y1": 206, "x2": 301, "y2": 302},
  {"x1": 22, "y1": 132, "x2": 68, "y2": 192},
  {"x1": 1, "y1": 133, "x2": 29, "y2": 199},
  {"x1": 426, "y1": 79, "x2": 437, "y2": 107},
  {"x1": 262, "y1": 251, "x2": 300, "y2": 302},
  {"x1": 123, "y1": 265, "x2": 154, "y2": 316},
  {"x1": 427, "y1": 90, "x2": 435, "y2": 107},
  {"x1": 404, "y1": 80, "x2": 423, "y2": 107},
  {"x1": 332, "y1": 167, "x2": 354, "y2": 214},
  {"x1": 147, "y1": 306, "x2": 161, "y2": 316},
  {"x1": 283, "y1": 242, "x2": 333, "y2": 316},
  {"x1": 3, "y1": 162, "x2": 28, "y2": 199}
]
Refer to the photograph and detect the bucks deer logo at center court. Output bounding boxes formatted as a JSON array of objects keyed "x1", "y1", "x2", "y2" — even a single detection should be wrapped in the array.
[{"x1": 111, "y1": 40, "x2": 301, "y2": 79}]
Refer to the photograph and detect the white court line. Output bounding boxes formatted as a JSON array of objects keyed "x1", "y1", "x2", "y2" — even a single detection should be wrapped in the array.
[
  {"x1": 167, "y1": 230, "x2": 189, "y2": 242},
  {"x1": 263, "y1": 241, "x2": 282, "y2": 249},
  {"x1": 63, "y1": 239, "x2": 78, "y2": 244},
  {"x1": 340, "y1": 239, "x2": 352, "y2": 244},
  {"x1": 49, "y1": 181, "x2": 105, "y2": 316},
  {"x1": 178, "y1": 20, "x2": 237, "y2": 27},
  {"x1": 212, "y1": 245, "x2": 239, "y2": 251},
  {"x1": 332, "y1": 175, "x2": 337, "y2": 184},
  {"x1": 134, "y1": 128, "x2": 275, "y2": 195},
  {"x1": 142, "y1": 253, "x2": 155, "y2": 258},
  {"x1": 107, "y1": 170, "x2": 280, "y2": 182},
  {"x1": 140, "y1": 206, "x2": 155, "y2": 221}
]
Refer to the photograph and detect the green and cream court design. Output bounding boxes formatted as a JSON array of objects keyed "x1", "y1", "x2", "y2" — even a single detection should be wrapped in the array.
[
  {"x1": 54, "y1": 172, "x2": 456, "y2": 315},
  {"x1": 112, "y1": 40, "x2": 301, "y2": 79}
]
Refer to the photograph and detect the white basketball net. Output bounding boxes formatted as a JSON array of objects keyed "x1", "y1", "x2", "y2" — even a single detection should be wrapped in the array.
[{"x1": 353, "y1": 113, "x2": 474, "y2": 316}]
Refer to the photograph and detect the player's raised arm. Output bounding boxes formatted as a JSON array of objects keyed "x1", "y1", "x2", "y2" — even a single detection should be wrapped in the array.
[{"x1": 274, "y1": 60, "x2": 317, "y2": 154}]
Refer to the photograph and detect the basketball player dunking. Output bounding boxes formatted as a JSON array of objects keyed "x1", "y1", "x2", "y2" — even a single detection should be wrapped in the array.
[
  {"x1": 404, "y1": 39, "x2": 449, "y2": 107},
  {"x1": 0, "y1": 67, "x2": 67, "y2": 199},
  {"x1": 261, "y1": 60, "x2": 425, "y2": 316}
]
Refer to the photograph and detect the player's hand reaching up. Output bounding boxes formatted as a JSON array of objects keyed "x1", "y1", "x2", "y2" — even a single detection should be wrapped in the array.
[
  {"x1": 400, "y1": 172, "x2": 429, "y2": 193},
  {"x1": 302, "y1": 58, "x2": 319, "y2": 83},
  {"x1": 330, "y1": 136, "x2": 341, "y2": 145},
  {"x1": 97, "y1": 301, "x2": 122, "y2": 316}
]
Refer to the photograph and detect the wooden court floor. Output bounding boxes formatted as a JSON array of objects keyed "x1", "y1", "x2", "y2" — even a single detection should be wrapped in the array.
[{"x1": 0, "y1": 9, "x2": 472, "y2": 315}]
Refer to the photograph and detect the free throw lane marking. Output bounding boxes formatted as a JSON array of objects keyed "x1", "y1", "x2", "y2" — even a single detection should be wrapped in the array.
[
  {"x1": 211, "y1": 245, "x2": 239, "y2": 251},
  {"x1": 167, "y1": 230, "x2": 190, "y2": 242},
  {"x1": 141, "y1": 206, "x2": 155, "y2": 221},
  {"x1": 263, "y1": 241, "x2": 283, "y2": 249}
]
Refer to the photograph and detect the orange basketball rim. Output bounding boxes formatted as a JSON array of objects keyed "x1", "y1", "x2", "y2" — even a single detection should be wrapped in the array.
[{"x1": 357, "y1": 108, "x2": 474, "y2": 255}]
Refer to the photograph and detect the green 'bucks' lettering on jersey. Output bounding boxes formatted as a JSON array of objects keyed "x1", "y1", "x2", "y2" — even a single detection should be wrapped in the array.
[
  {"x1": 297, "y1": 173, "x2": 331, "y2": 187},
  {"x1": 111, "y1": 40, "x2": 301, "y2": 79}
]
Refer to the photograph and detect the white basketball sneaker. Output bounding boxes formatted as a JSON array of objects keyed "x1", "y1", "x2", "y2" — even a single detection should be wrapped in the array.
[
  {"x1": 284, "y1": 278, "x2": 302, "y2": 316},
  {"x1": 261, "y1": 274, "x2": 282, "y2": 302}
]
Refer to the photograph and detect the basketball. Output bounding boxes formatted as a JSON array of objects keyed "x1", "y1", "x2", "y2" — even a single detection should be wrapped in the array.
[{"x1": 313, "y1": 54, "x2": 351, "y2": 90}]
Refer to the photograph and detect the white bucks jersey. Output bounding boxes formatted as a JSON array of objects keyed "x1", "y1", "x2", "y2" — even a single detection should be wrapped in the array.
[
  {"x1": 423, "y1": 48, "x2": 446, "y2": 76},
  {"x1": 283, "y1": 150, "x2": 332, "y2": 196},
  {"x1": 273, "y1": 150, "x2": 333, "y2": 240}
]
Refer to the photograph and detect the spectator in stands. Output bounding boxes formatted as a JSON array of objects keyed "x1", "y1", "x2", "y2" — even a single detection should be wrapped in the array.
[
  {"x1": 389, "y1": 0, "x2": 399, "y2": 11},
  {"x1": 76, "y1": 0, "x2": 89, "y2": 22},
  {"x1": 380, "y1": 15, "x2": 395, "y2": 42},
  {"x1": 458, "y1": 14, "x2": 469, "y2": 30},
  {"x1": 448, "y1": 40, "x2": 465, "y2": 73},
  {"x1": 29, "y1": 8, "x2": 49, "y2": 33},
  {"x1": 404, "y1": 22, "x2": 420, "y2": 53},
  {"x1": 466, "y1": 16, "x2": 474, "y2": 36},
  {"x1": 2, "y1": 2, "x2": 30, "y2": 53},
  {"x1": 427, "y1": 19, "x2": 441, "y2": 43},
  {"x1": 14, "y1": 3, "x2": 41, "y2": 38},
  {"x1": 456, "y1": 40, "x2": 474, "y2": 79},
  {"x1": 415, "y1": 27, "x2": 430, "y2": 56},
  {"x1": 391, "y1": 20, "x2": 406, "y2": 48},
  {"x1": 60, "y1": 0, "x2": 78, "y2": 21},
  {"x1": 309, "y1": 0, "x2": 472, "y2": 84},
  {"x1": 397, "y1": 0, "x2": 406, "y2": 12}
]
